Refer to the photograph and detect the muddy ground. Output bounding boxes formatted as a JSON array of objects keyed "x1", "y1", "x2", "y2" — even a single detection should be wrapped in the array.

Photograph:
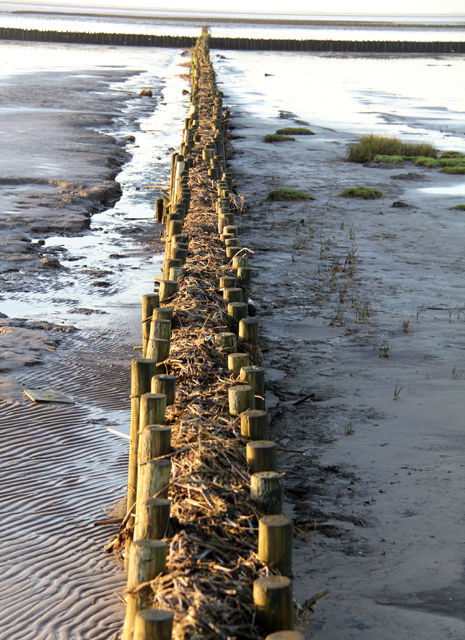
[{"x1": 228, "y1": 105, "x2": 465, "y2": 638}]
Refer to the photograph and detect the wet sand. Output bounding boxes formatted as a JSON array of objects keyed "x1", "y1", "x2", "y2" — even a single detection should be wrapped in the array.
[{"x1": 227, "y1": 78, "x2": 465, "y2": 637}]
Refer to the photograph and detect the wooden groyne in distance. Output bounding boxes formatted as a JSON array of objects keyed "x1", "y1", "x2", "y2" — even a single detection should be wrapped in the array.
[
  {"x1": 0, "y1": 27, "x2": 463, "y2": 53},
  {"x1": 109, "y1": 26, "x2": 317, "y2": 640}
]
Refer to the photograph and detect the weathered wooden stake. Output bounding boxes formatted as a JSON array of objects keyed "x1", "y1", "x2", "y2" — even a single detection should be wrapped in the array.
[
  {"x1": 223, "y1": 287, "x2": 242, "y2": 304},
  {"x1": 224, "y1": 224, "x2": 238, "y2": 238},
  {"x1": 258, "y1": 514, "x2": 293, "y2": 577},
  {"x1": 228, "y1": 352, "x2": 250, "y2": 375},
  {"x1": 227, "y1": 302, "x2": 248, "y2": 326},
  {"x1": 239, "y1": 317, "x2": 259, "y2": 346},
  {"x1": 253, "y1": 576, "x2": 294, "y2": 634},
  {"x1": 219, "y1": 275, "x2": 237, "y2": 289},
  {"x1": 247, "y1": 442, "x2": 278, "y2": 474},
  {"x1": 139, "y1": 425, "x2": 171, "y2": 461},
  {"x1": 128, "y1": 359, "x2": 158, "y2": 517},
  {"x1": 139, "y1": 459, "x2": 171, "y2": 501},
  {"x1": 225, "y1": 238, "x2": 240, "y2": 249},
  {"x1": 250, "y1": 470, "x2": 282, "y2": 514},
  {"x1": 122, "y1": 540, "x2": 168, "y2": 640},
  {"x1": 159, "y1": 280, "x2": 178, "y2": 302},
  {"x1": 134, "y1": 497, "x2": 171, "y2": 541},
  {"x1": 133, "y1": 610, "x2": 174, "y2": 640},
  {"x1": 232, "y1": 255, "x2": 248, "y2": 270},
  {"x1": 169, "y1": 266, "x2": 186, "y2": 281},
  {"x1": 241, "y1": 409, "x2": 269, "y2": 439},
  {"x1": 139, "y1": 393, "x2": 167, "y2": 429},
  {"x1": 151, "y1": 374, "x2": 176, "y2": 406},
  {"x1": 163, "y1": 258, "x2": 182, "y2": 280},
  {"x1": 237, "y1": 266, "x2": 252, "y2": 288},
  {"x1": 142, "y1": 294, "x2": 160, "y2": 357},
  {"x1": 153, "y1": 307, "x2": 174, "y2": 322},
  {"x1": 215, "y1": 332, "x2": 237, "y2": 349},
  {"x1": 168, "y1": 219, "x2": 183, "y2": 238},
  {"x1": 228, "y1": 384, "x2": 255, "y2": 416},
  {"x1": 226, "y1": 246, "x2": 240, "y2": 259},
  {"x1": 239, "y1": 366, "x2": 265, "y2": 407}
]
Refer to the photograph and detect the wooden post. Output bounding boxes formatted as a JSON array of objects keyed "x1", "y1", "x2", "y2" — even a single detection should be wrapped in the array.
[
  {"x1": 133, "y1": 610, "x2": 174, "y2": 640},
  {"x1": 168, "y1": 219, "x2": 183, "y2": 237},
  {"x1": 250, "y1": 471, "x2": 282, "y2": 514},
  {"x1": 169, "y1": 266, "x2": 186, "y2": 281},
  {"x1": 153, "y1": 307, "x2": 174, "y2": 322},
  {"x1": 259, "y1": 514, "x2": 293, "y2": 577},
  {"x1": 240, "y1": 365, "x2": 265, "y2": 408},
  {"x1": 142, "y1": 294, "x2": 159, "y2": 357},
  {"x1": 151, "y1": 374, "x2": 176, "y2": 405},
  {"x1": 228, "y1": 384, "x2": 255, "y2": 415},
  {"x1": 139, "y1": 393, "x2": 167, "y2": 429},
  {"x1": 139, "y1": 425, "x2": 171, "y2": 460},
  {"x1": 155, "y1": 198, "x2": 164, "y2": 223},
  {"x1": 227, "y1": 302, "x2": 248, "y2": 326},
  {"x1": 223, "y1": 287, "x2": 242, "y2": 304},
  {"x1": 220, "y1": 232, "x2": 235, "y2": 244},
  {"x1": 153, "y1": 319, "x2": 172, "y2": 341},
  {"x1": 163, "y1": 258, "x2": 181, "y2": 280},
  {"x1": 128, "y1": 359, "x2": 158, "y2": 518},
  {"x1": 247, "y1": 442, "x2": 278, "y2": 474},
  {"x1": 139, "y1": 459, "x2": 171, "y2": 502},
  {"x1": 224, "y1": 225, "x2": 238, "y2": 238},
  {"x1": 239, "y1": 317, "x2": 259, "y2": 346},
  {"x1": 226, "y1": 246, "x2": 240, "y2": 259},
  {"x1": 159, "y1": 280, "x2": 178, "y2": 302},
  {"x1": 237, "y1": 266, "x2": 252, "y2": 288},
  {"x1": 232, "y1": 255, "x2": 248, "y2": 270},
  {"x1": 215, "y1": 332, "x2": 237, "y2": 349},
  {"x1": 133, "y1": 497, "x2": 171, "y2": 540},
  {"x1": 219, "y1": 275, "x2": 237, "y2": 289},
  {"x1": 241, "y1": 409, "x2": 268, "y2": 439},
  {"x1": 228, "y1": 352, "x2": 250, "y2": 375},
  {"x1": 253, "y1": 576, "x2": 294, "y2": 634},
  {"x1": 122, "y1": 539, "x2": 168, "y2": 640},
  {"x1": 225, "y1": 238, "x2": 240, "y2": 249}
]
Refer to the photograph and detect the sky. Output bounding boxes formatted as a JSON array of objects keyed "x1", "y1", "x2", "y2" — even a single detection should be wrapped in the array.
[{"x1": 2, "y1": 0, "x2": 465, "y2": 16}]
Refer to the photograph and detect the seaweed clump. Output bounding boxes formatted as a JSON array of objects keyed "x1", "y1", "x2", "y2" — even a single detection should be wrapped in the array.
[{"x1": 266, "y1": 188, "x2": 314, "y2": 201}]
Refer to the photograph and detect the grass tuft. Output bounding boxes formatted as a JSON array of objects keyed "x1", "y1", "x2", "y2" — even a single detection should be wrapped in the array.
[
  {"x1": 276, "y1": 127, "x2": 315, "y2": 135},
  {"x1": 373, "y1": 154, "x2": 404, "y2": 164},
  {"x1": 440, "y1": 151, "x2": 465, "y2": 159},
  {"x1": 346, "y1": 133, "x2": 438, "y2": 163},
  {"x1": 450, "y1": 204, "x2": 465, "y2": 210},
  {"x1": 339, "y1": 187, "x2": 383, "y2": 200},
  {"x1": 266, "y1": 188, "x2": 314, "y2": 201},
  {"x1": 440, "y1": 165, "x2": 465, "y2": 175},
  {"x1": 438, "y1": 157, "x2": 465, "y2": 167},
  {"x1": 264, "y1": 134, "x2": 295, "y2": 143},
  {"x1": 413, "y1": 156, "x2": 441, "y2": 168}
]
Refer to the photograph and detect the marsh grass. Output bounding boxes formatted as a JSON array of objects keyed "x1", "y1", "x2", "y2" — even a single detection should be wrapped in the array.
[
  {"x1": 276, "y1": 127, "x2": 315, "y2": 135},
  {"x1": 373, "y1": 154, "x2": 404, "y2": 164},
  {"x1": 339, "y1": 187, "x2": 383, "y2": 200},
  {"x1": 450, "y1": 204, "x2": 465, "y2": 210},
  {"x1": 438, "y1": 157, "x2": 465, "y2": 167},
  {"x1": 440, "y1": 151, "x2": 465, "y2": 159},
  {"x1": 440, "y1": 165, "x2": 465, "y2": 175},
  {"x1": 264, "y1": 133, "x2": 295, "y2": 143},
  {"x1": 266, "y1": 188, "x2": 314, "y2": 201},
  {"x1": 413, "y1": 156, "x2": 441, "y2": 168},
  {"x1": 346, "y1": 133, "x2": 437, "y2": 163}
]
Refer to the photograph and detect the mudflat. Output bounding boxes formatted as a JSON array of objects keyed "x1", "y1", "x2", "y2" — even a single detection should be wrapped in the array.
[{"x1": 229, "y1": 100, "x2": 465, "y2": 638}]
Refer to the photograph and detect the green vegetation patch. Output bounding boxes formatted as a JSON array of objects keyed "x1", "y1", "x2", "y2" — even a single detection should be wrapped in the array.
[
  {"x1": 440, "y1": 165, "x2": 465, "y2": 175},
  {"x1": 264, "y1": 133, "x2": 295, "y2": 143},
  {"x1": 373, "y1": 154, "x2": 404, "y2": 164},
  {"x1": 413, "y1": 156, "x2": 441, "y2": 168},
  {"x1": 346, "y1": 133, "x2": 438, "y2": 163},
  {"x1": 276, "y1": 127, "x2": 315, "y2": 135},
  {"x1": 440, "y1": 151, "x2": 465, "y2": 159},
  {"x1": 450, "y1": 204, "x2": 465, "y2": 210},
  {"x1": 266, "y1": 188, "x2": 315, "y2": 201},
  {"x1": 339, "y1": 187, "x2": 383, "y2": 200},
  {"x1": 438, "y1": 158, "x2": 465, "y2": 167}
]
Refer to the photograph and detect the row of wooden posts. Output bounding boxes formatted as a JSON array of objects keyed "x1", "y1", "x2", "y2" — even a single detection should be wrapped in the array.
[{"x1": 119, "y1": 29, "x2": 303, "y2": 640}]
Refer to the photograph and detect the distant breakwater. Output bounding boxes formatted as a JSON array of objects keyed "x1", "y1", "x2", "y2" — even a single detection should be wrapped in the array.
[{"x1": 0, "y1": 27, "x2": 463, "y2": 53}]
